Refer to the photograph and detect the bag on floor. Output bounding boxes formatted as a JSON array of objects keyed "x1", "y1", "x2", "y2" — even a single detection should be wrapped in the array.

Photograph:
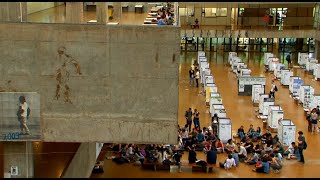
[{"x1": 196, "y1": 160, "x2": 208, "y2": 167}]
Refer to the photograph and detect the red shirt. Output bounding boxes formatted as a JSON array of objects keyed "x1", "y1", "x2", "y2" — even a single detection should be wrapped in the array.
[{"x1": 263, "y1": 15, "x2": 269, "y2": 23}]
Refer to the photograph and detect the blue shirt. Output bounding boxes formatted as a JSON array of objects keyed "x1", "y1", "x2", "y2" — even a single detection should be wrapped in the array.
[
  {"x1": 232, "y1": 153, "x2": 239, "y2": 166},
  {"x1": 206, "y1": 150, "x2": 217, "y2": 164},
  {"x1": 197, "y1": 133, "x2": 205, "y2": 142},
  {"x1": 262, "y1": 161, "x2": 270, "y2": 173},
  {"x1": 157, "y1": 20, "x2": 165, "y2": 25}
]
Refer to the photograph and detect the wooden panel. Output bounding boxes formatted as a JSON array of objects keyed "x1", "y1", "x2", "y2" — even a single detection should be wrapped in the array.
[
  {"x1": 243, "y1": 8, "x2": 259, "y2": 17},
  {"x1": 297, "y1": 7, "x2": 308, "y2": 17},
  {"x1": 307, "y1": 7, "x2": 314, "y2": 17},
  {"x1": 258, "y1": 8, "x2": 269, "y2": 16},
  {"x1": 286, "y1": 8, "x2": 297, "y2": 17}
]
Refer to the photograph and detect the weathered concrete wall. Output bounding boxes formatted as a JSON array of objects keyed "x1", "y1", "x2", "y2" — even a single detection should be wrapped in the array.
[
  {"x1": 0, "y1": 22, "x2": 180, "y2": 144},
  {"x1": 62, "y1": 142, "x2": 96, "y2": 178}
]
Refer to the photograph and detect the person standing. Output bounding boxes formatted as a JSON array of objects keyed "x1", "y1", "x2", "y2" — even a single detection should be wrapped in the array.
[
  {"x1": 17, "y1": 96, "x2": 30, "y2": 135},
  {"x1": 269, "y1": 80, "x2": 277, "y2": 98},
  {"x1": 189, "y1": 68, "x2": 195, "y2": 87},
  {"x1": 310, "y1": 109, "x2": 318, "y2": 134},
  {"x1": 263, "y1": 13, "x2": 269, "y2": 30},
  {"x1": 297, "y1": 131, "x2": 306, "y2": 163},
  {"x1": 286, "y1": 53, "x2": 292, "y2": 68},
  {"x1": 188, "y1": 146, "x2": 197, "y2": 163},
  {"x1": 193, "y1": 109, "x2": 200, "y2": 129},
  {"x1": 206, "y1": 147, "x2": 217, "y2": 165},
  {"x1": 195, "y1": 69, "x2": 200, "y2": 88},
  {"x1": 185, "y1": 108, "x2": 193, "y2": 132}
]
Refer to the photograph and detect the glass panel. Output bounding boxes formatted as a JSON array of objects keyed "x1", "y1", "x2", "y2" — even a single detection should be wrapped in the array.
[
  {"x1": 219, "y1": 8, "x2": 227, "y2": 16},
  {"x1": 179, "y1": 8, "x2": 187, "y2": 16}
]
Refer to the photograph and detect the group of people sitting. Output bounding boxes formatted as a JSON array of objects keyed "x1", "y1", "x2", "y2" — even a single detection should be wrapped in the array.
[{"x1": 154, "y1": 2, "x2": 175, "y2": 25}]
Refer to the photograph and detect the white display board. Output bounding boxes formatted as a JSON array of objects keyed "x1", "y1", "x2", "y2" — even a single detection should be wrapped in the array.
[
  {"x1": 218, "y1": 118, "x2": 232, "y2": 144},
  {"x1": 260, "y1": 97, "x2": 275, "y2": 115},
  {"x1": 274, "y1": 63, "x2": 285, "y2": 79},
  {"x1": 278, "y1": 119, "x2": 296, "y2": 146},
  {"x1": 268, "y1": 57, "x2": 280, "y2": 72},
  {"x1": 232, "y1": 58, "x2": 241, "y2": 73},
  {"x1": 290, "y1": 77, "x2": 303, "y2": 97},
  {"x1": 310, "y1": 94, "x2": 320, "y2": 110},
  {"x1": 306, "y1": 58, "x2": 318, "y2": 71},
  {"x1": 252, "y1": 84, "x2": 264, "y2": 104},
  {"x1": 211, "y1": 104, "x2": 225, "y2": 116},
  {"x1": 236, "y1": 63, "x2": 247, "y2": 74},
  {"x1": 239, "y1": 69, "x2": 251, "y2": 77},
  {"x1": 289, "y1": 76, "x2": 299, "y2": 94},
  {"x1": 280, "y1": 70, "x2": 293, "y2": 86},
  {"x1": 197, "y1": 51, "x2": 206, "y2": 64},
  {"x1": 267, "y1": 105, "x2": 283, "y2": 129},
  {"x1": 238, "y1": 77, "x2": 266, "y2": 94},
  {"x1": 259, "y1": 94, "x2": 271, "y2": 114},
  {"x1": 313, "y1": 64, "x2": 320, "y2": 80},
  {"x1": 201, "y1": 68, "x2": 211, "y2": 84},
  {"x1": 264, "y1": 52, "x2": 274, "y2": 66},
  {"x1": 299, "y1": 85, "x2": 315, "y2": 109},
  {"x1": 213, "y1": 108, "x2": 227, "y2": 118},
  {"x1": 206, "y1": 84, "x2": 217, "y2": 103},
  {"x1": 204, "y1": 75, "x2": 214, "y2": 89},
  {"x1": 228, "y1": 52, "x2": 237, "y2": 65},
  {"x1": 298, "y1": 52, "x2": 309, "y2": 66}
]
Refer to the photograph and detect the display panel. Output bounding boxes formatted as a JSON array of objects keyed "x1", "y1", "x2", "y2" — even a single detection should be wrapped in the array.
[
  {"x1": 0, "y1": 92, "x2": 40, "y2": 141},
  {"x1": 218, "y1": 118, "x2": 232, "y2": 144}
]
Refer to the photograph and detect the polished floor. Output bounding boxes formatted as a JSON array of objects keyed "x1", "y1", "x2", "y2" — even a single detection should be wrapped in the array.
[{"x1": 90, "y1": 51, "x2": 320, "y2": 178}]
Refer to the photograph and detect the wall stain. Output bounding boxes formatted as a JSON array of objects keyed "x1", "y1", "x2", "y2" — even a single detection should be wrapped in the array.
[{"x1": 55, "y1": 46, "x2": 82, "y2": 104}]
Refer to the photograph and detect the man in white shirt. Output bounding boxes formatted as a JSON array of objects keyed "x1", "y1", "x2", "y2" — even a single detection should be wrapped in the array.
[
  {"x1": 219, "y1": 154, "x2": 236, "y2": 169},
  {"x1": 237, "y1": 142, "x2": 247, "y2": 160},
  {"x1": 195, "y1": 69, "x2": 200, "y2": 88},
  {"x1": 18, "y1": 96, "x2": 30, "y2": 135}
]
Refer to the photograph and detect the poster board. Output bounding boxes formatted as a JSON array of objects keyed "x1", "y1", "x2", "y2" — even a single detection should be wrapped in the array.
[
  {"x1": 218, "y1": 118, "x2": 232, "y2": 144},
  {"x1": 240, "y1": 69, "x2": 251, "y2": 77},
  {"x1": 268, "y1": 57, "x2": 280, "y2": 71},
  {"x1": 252, "y1": 84, "x2": 264, "y2": 104},
  {"x1": 231, "y1": 57, "x2": 241, "y2": 72},
  {"x1": 306, "y1": 58, "x2": 318, "y2": 71},
  {"x1": 228, "y1": 52, "x2": 237, "y2": 65},
  {"x1": 264, "y1": 53, "x2": 274, "y2": 66},
  {"x1": 274, "y1": 64, "x2": 285, "y2": 79},
  {"x1": 201, "y1": 68, "x2": 211, "y2": 84},
  {"x1": 213, "y1": 108, "x2": 227, "y2": 118},
  {"x1": 236, "y1": 63, "x2": 247, "y2": 74},
  {"x1": 238, "y1": 77, "x2": 266, "y2": 96},
  {"x1": 267, "y1": 105, "x2": 283, "y2": 129},
  {"x1": 259, "y1": 97, "x2": 275, "y2": 115},
  {"x1": 278, "y1": 119, "x2": 296, "y2": 146},
  {"x1": 280, "y1": 70, "x2": 293, "y2": 86},
  {"x1": 310, "y1": 94, "x2": 320, "y2": 110},
  {"x1": 0, "y1": 92, "x2": 41, "y2": 141},
  {"x1": 204, "y1": 75, "x2": 214, "y2": 89},
  {"x1": 206, "y1": 84, "x2": 217, "y2": 103},
  {"x1": 298, "y1": 52, "x2": 309, "y2": 66},
  {"x1": 289, "y1": 76, "x2": 299, "y2": 94},
  {"x1": 209, "y1": 97, "x2": 223, "y2": 113},
  {"x1": 291, "y1": 77, "x2": 303, "y2": 97},
  {"x1": 197, "y1": 51, "x2": 205, "y2": 64},
  {"x1": 259, "y1": 94, "x2": 271, "y2": 114},
  {"x1": 211, "y1": 104, "x2": 225, "y2": 116},
  {"x1": 299, "y1": 85, "x2": 315, "y2": 109}
]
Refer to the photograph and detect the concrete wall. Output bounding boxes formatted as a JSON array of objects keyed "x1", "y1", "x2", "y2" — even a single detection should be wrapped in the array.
[
  {"x1": 62, "y1": 142, "x2": 96, "y2": 178},
  {"x1": 0, "y1": 22, "x2": 180, "y2": 144}
]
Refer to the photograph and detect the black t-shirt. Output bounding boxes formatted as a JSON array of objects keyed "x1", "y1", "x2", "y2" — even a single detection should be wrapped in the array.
[
  {"x1": 188, "y1": 150, "x2": 197, "y2": 163},
  {"x1": 245, "y1": 142, "x2": 254, "y2": 149},
  {"x1": 189, "y1": 70, "x2": 195, "y2": 78},
  {"x1": 238, "y1": 128, "x2": 244, "y2": 134}
]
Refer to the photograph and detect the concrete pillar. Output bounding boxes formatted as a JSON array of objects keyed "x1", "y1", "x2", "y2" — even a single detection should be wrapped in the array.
[
  {"x1": 62, "y1": 142, "x2": 96, "y2": 178},
  {"x1": 174, "y1": 2, "x2": 178, "y2": 26},
  {"x1": 66, "y1": 2, "x2": 83, "y2": 24},
  {"x1": 3, "y1": 142, "x2": 34, "y2": 178},
  {"x1": 96, "y1": 2, "x2": 108, "y2": 24},
  {"x1": 0, "y1": 2, "x2": 27, "y2": 22},
  {"x1": 112, "y1": 2, "x2": 121, "y2": 21}
]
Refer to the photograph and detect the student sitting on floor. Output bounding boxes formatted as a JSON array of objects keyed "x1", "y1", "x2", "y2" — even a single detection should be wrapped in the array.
[
  {"x1": 215, "y1": 138, "x2": 224, "y2": 154},
  {"x1": 284, "y1": 142, "x2": 295, "y2": 156},
  {"x1": 286, "y1": 142, "x2": 300, "y2": 160},
  {"x1": 231, "y1": 149, "x2": 240, "y2": 166},
  {"x1": 92, "y1": 161, "x2": 104, "y2": 174},
  {"x1": 252, "y1": 156, "x2": 270, "y2": 173},
  {"x1": 269, "y1": 153, "x2": 282, "y2": 174},
  {"x1": 244, "y1": 149, "x2": 259, "y2": 165},
  {"x1": 225, "y1": 139, "x2": 236, "y2": 154},
  {"x1": 237, "y1": 142, "x2": 248, "y2": 161},
  {"x1": 219, "y1": 154, "x2": 236, "y2": 169}
]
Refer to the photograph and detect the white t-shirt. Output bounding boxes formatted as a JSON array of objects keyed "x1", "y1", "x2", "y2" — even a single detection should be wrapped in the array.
[
  {"x1": 224, "y1": 158, "x2": 236, "y2": 169},
  {"x1": 20, "y1": 102, "x2": 28, "y2": 118},
  {"x1": 127, "y1": 147, "x2": 134, "y2": 155},
  {"x1": 239, "y1": 146, "x2": 247, "y2": 157},
  {"x1": 195, "y1": 71, "x2": 200, "y2": 79},
  {"x1": 287, "y1": 144, "x2": 294, "y2": 154},
  {"x1": 271, "y1": 84, "x2": 276, "y2": 92}
]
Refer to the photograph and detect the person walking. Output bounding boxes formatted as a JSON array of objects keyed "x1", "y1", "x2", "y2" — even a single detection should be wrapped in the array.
[
  {"x1": 185, "y1": 108, "x2": 193, "y2": 132},
  {"x1": 193, "y1": 109, "x2": 200, "y2": 129},
  {"x1": 310, "y1": 109, "x2": 318, "y2": 134},
  {"x1": 297, "y1": 131, "x2": 306, "y2": 163},
  {"x1": 286, "y1": 53, "x2": 292, "y2": 68},
  {"x1": 195, "y1": 69, "x2": 200, "y2": 88},
  {"x1": 189, "y1": 68, "x2": 195, "y2": 87}
]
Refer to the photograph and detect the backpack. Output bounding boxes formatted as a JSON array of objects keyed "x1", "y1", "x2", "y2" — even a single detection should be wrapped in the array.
[
  {"x1": 303, "y1": 141, "x2": 307, "y2": 150},
  {"x1": 274, "y1": 85, "x2": 278, "y2": 92}
]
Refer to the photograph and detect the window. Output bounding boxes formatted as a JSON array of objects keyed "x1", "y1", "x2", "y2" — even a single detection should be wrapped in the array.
[
  {"x1": 179, "y1": 7, "x2": 194, "y2": 17},
  {"x1": 203, "y1": 8, "x2": 227, "y2": 17}
]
